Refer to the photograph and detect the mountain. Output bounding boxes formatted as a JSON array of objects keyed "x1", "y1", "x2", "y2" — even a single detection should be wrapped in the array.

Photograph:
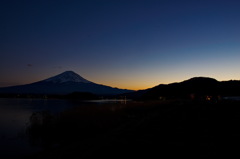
[
  {"x1": 128, "y1": 77, "x2": 240, "y2": 100},
  {"x1": 0, "y1": 71, "x2": 133, "y2": 96},
  {"x1": 43, "y1": 71, "x2": 92, "y2": 83}
]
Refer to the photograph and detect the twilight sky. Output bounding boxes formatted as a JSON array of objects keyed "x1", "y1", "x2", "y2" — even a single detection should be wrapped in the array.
[{"x1": 1, "y1": 0, "x2": 240, "y2": 90}]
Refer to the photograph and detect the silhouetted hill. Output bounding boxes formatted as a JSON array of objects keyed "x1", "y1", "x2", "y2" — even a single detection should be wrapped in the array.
[
  {"x1": 65, "y1": 92, "x2": 98, "y2": 100},
  {"x1": 219, "y1": 80, "x2": 240, "y2": 96},
  {"x1": 122, "y1": 89, "x2": 149, "y2": 99},
  {"x1": 131, "y1": 77, "x2": 240, "y2": 100}
]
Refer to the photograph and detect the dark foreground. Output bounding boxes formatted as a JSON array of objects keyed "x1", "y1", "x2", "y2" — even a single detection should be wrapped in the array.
[{"x1": 25, "y1": 100, "x2": 240, "y2": 158}]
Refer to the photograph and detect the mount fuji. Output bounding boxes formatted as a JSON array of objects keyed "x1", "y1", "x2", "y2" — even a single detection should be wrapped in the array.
[{"x1": 0, "y1": 71, "x2": 134, "y2": 95}]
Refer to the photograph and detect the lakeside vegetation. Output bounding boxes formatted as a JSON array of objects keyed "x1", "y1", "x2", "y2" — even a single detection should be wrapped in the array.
[{"x1": 25, "y1": 99, "x2": 240, "y2": 158}]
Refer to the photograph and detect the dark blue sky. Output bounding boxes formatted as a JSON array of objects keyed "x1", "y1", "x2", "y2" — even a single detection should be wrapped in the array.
[{"x1": 1, "y1": 0, "x2": 240, "y2": 90}]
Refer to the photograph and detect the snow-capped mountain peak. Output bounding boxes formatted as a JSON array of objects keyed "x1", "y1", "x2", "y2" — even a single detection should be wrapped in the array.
[{"x1": 43, "y1": 71, "x2": 92, "y2": 83}]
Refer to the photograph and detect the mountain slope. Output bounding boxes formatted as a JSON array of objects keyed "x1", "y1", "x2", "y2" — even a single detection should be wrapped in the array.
[
  {"x1": 43, "y1": 71, "x2": 92, "y2": 83},
  {"x1": 131, "y1": 77, "x2": 240, "y2": 100},
  {"x1": 0, "y1": 71, "x2": 133, "y2": 95}
]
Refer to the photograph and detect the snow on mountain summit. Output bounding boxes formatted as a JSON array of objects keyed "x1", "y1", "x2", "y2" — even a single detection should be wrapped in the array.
[{"x1": 43, "y1": 71, "x2": 92, "y2": 83}]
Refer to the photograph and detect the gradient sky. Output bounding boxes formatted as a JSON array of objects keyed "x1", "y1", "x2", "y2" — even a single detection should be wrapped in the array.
[{"x1": 1, "y1": 0, "x2": 240, "y2": 90}]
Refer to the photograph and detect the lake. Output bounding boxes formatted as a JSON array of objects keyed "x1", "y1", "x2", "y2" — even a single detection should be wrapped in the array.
[
  {"x1": 2, "y1": 98, "x2": 239, "y2": 158},
  {"x1": 0, "y1": 98, "x2": 128, "y2": 158}
]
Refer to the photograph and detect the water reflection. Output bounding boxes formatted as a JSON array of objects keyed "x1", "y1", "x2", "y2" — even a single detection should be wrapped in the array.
[{"x1": 0, "y1": 98, "x2": 131, "y2": 158}]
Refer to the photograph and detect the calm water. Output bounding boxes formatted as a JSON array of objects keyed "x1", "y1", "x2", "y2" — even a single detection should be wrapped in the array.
[{"x1": 0, "y1": 98, "x2": 127, "y2": 158}]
